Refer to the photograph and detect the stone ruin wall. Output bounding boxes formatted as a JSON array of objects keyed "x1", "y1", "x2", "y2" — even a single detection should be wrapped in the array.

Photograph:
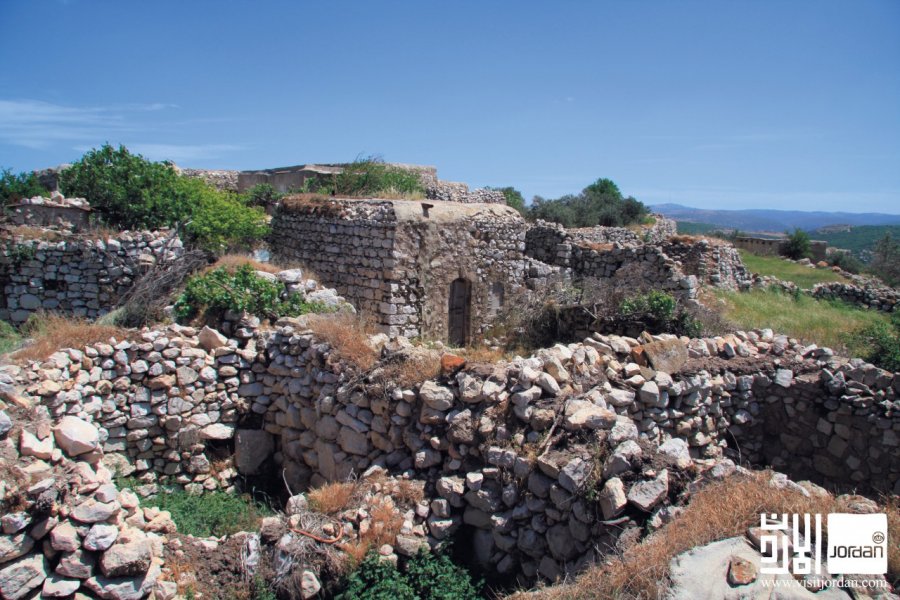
[
  {"x1": 660, "y1": 239, "x2": 753, "y2": 290},
  {"x1": 809, "y1": 281, "x2": 898, "y2": 312},
  {"x1": 270, "y1": 199, "x2": 541, "y2": 342},
  {"x1": 9, "y1": 321, "x2": 899, "y2": 583},
  {"x1": 0, "y1": 231, "x2": 183, "y2": 324},
  {"x1": 269, "y1": 199, "x2": 403, "y2": 333},
  {"x1": 568, "y1": 215, "x2": 677, "y2": 246}
]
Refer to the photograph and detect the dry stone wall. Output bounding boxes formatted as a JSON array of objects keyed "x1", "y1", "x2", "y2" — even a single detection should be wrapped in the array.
[
  {"x1": 810, "y1": 281, "x2": 898, "y2": 312},
  {"x1": 661, "y1": 239, "x2": 753, "y2": 290},
  {"x1": 424, "y1": 181, "x2": 506, "y2": 204},
  {"x1": 6, "y1": 320, "x2": 899, "y2": 585},
  {"x1": 568, "y1": 215, "x2": 676, "y2": 245},
  {"x1": 0, "y1": 231, "x2": 183, "y2": 324}
]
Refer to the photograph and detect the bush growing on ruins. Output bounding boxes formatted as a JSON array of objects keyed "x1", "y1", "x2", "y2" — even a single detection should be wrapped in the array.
[
  {"x1": 59, "y1": 144, "x2": 268, "y2": 251},
  {"x1": 328, "y1": 156, "x2": 424, "y2": 198},
  {"x1": 336, "y1": 553, "x2": 415, "y2": 600},
  {"x1": 782, "y1": 227, "x2": 812, "y2": 260},
  {"x1": 175, "y1": 176, "x2": 269, "y2": 252},
  {"x1": 828, "y1": 249, "x2": 863, "y2": 274},
  {"x1": 488, "y1": 186, "x2": 527, "y2": 215},
  {"x1": 335, "y1": 549, "x2": 481, "y2": 600},
  {"x1": 848, "y1": 311, "x2": 900, "y2": 372},
  {"x1": 243, "y1": 182, "x2": 284, "y2": 208},
  {"x1": 0, "y1": 167, "x2": 48, "y2": 205},
  {"x1": 174, "y1": 265, "x2": 328, "y2": 322},
  {"x1": 619, "y1": 291, "x2": 702, "y2": 337},
  {"x1": 529, "y1": 177, "x2": 649, "y2": 227}
]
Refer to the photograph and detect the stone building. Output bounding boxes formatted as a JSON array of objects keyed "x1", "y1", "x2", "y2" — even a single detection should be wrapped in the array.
[
  {"x1": 270, "y1": 199, "x2": 726, "y2": 344},
  {"x1": 271, "y1": 197, "x2": 540, "y2": 343}
]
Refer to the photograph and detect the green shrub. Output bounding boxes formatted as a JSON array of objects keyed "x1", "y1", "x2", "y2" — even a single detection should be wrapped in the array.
[
  {"x1": 848, "y1": 312, "x2": 900, "y2": 372},
  {"x1": 619, "y1": 290, "x2": 701, "y2": 336},
  {"x1": 59, "y1": 144, "x2": 185, "y2": 230},
  {"x1": 328, "y1": 156, "x2": 424, "y2": 198},
  {"x1": 488, "y1": 186, "x2": 527, "y2": 215},
  {"x1": 175, "y1": 177, "x2": 269, "y2": 252},
  {"x1": 869, "y1": 233, "x2": 900, "y2": 287},
  {"x1": 829, "y1": 250, "x2": 863, "y2": 274},
  {"x1": 0, "y1": 168, "x2": 49, "y2": 205},
  {"x1": 405, "y1": 549, "x2": 483, "y2": 600},
  {"x1": 59, "y1": 144, "x2": 268, "y2": 251},
  {"x1": 782, "y1": 228, "x2": 812, "y2": 260},
  {"x1": 144, "y1": 489, "x2": 272, "y2": 537},
  {"x1": 529, "y1": 177, "x2": 649, "y2": 227},
  {"x1": 174, "y1": 264, "x2": 328, "y2": 322},
  {"x1": 336, "y1": 550, "x2": 482, "y2": 600},
  {"x1": 0, "y1": 320, "x2": 21, "y2": 354},
  {"x1": 244, "y1": 183, "x2": 284, "y2": 208},
  {"x1": 336, "y1": 554, "x2": 416, "y2": 600}
]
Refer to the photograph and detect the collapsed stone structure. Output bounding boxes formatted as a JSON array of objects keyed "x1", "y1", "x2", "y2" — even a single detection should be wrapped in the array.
[
  {"x1": 7, "y1": 192, "x2": 92, "y2": 231},
  {"x1": 3, "y1": 314, "x2": 898, "y2": 592},
  {"x1": 0, "y1": 231, "x2": 183, "y2": 324},
  {"x1": 271, "y1": 201, "x2": 752, "y2": 344}
]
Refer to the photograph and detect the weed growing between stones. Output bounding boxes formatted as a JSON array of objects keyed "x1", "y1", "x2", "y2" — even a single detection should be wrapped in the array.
[{"x1": 143, "y1": 489, "x2": 274, "y2": 538}]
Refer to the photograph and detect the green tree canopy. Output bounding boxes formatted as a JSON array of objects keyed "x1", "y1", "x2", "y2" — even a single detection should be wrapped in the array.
[{"x1": 528, "y1": 177, "x2": 649, "y2": 228}]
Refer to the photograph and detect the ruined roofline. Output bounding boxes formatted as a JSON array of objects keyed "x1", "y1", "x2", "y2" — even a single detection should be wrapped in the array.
[{"x1": 278, "y1": 195, "x2": 523, "y2": 221}]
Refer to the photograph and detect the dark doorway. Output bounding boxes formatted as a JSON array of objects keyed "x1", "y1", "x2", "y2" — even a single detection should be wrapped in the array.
[{"x1": 448, "y1": 278, "x2": 471, "y2": 346}]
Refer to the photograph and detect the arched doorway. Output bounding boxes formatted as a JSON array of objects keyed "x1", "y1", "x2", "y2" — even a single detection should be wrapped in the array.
[{"x1": 448, "y1": 278, "x2": 471, "y2": 346}]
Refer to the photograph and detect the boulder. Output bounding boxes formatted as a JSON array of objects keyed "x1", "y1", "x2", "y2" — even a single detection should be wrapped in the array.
[
  {"x1": 198, "y1": 326, "x2": 228, "y2": 351},
  {"x1": 419, "y1": 381, "x2": 455, "y2": 411},
  {"x1": 100, "y1": 541, "x2": 152, "y2": 578},
  {"x1": 598, "y1": 477, "x2": 627, "y2": 519},
  {"x1": 0, "y1": 554, "x2": 49, "y2": 600},
  {"x1": 627, "y1": 470, "x2": 669, "y2": 512},
  {"x1": 640, "y1": 339, "x2": 688, "y2": 373},
  {"x1": 53, "y1": 416, "x2": 99, "y2": 457}
]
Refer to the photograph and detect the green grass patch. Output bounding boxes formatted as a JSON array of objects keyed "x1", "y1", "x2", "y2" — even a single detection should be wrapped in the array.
[
  {"x1": 0, "y1": 321, "x2": 22, "y2": 354},
  {"x1": 144, "y1": 489, "x2": 273, "y2": 537},
  {"x1": 716, "y1": 288, "x2": 890, "y2": 355},
  {"x1": 738, "y1": 250, "x2": 847, "y2": 288}
]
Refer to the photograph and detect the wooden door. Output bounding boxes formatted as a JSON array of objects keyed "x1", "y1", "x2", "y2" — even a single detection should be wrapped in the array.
[{"x1": 448, "y1": 278, "x2": 471, "y2": 346}]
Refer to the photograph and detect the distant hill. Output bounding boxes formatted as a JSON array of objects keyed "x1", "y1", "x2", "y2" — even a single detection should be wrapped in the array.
[
  {"x1": 812, "y1": 224, "x2": 900, "y2": 259},
  {"x1": 652, "y1": 203, "x2": 900, "y2": 233}
]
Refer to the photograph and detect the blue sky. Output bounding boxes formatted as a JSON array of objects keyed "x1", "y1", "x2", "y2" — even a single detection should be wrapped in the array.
[{"x1": 1, "y1": 0, "x2": 898, "y2": 213}]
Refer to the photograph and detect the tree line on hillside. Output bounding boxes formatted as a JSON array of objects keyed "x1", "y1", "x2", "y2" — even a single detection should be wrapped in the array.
[{"x1": 489, "y1": 177, "x2": 651, "y2": 228}]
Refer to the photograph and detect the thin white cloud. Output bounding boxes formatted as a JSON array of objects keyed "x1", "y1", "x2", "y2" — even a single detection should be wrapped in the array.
[{"x1": 0, "y1": 99, "x2": 185, "y2": 150}]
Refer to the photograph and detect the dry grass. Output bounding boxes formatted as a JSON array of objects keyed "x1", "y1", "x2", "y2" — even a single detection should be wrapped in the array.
[
  {"x1": 5, "y1": 225, "x2": 63, "y2": 241},
  {"x1": 580, "y1": 241, "x2": 614, "y2": 253},
  {"x1": 206, "y1": 253, "x2": 282, "y2": 274},
  {"x1": 526, "y1": 470, "x2": 896, "y2": 600},
  {"x1": 391, "y1": 479, "x2": 426, "y2": 507},
  {"x1": 339, "y1": 497, "x2": 405, "y2": 566},
  {"x1": 378, "y1": 349, "x2": 441, "y2": 388},
  {"x1": 307, "y1": 481, "x2": 358, "y2": 515},
  {"x1": 13, "y1": 313, "x2": 130, "y2": 363},
  {"x1": 307, "y1": 312, "x2": 380, "y2": 371}
]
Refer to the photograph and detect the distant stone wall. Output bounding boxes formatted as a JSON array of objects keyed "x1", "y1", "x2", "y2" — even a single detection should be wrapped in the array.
[
  {"x1": 661, "y1": 239, "x2": 752, "y2": 289},
  {"x1": 810, "y1": 281, "x2": 897, "y2": 312},
  {"x1": 524, "y1": 221, "x2": 694, "y2": 297},
  {"x1": 178, "y1": 168, "x2": 240, "y2": 191},
  {"x1": 734, "y1": 236, "x2": 827, "y2": 262},
  {"x1": 7, "y1": 204, "x2": 91, "y2": 230},
  {"x1": 569, "y1": 215, "x2": 676, "y2": 246},
  {"x1": 424, "y1": 181, "x2": 506, "y2": 204},
  {"x1": 0, "y1": 231, "x2": 183, "y2": 324}
]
